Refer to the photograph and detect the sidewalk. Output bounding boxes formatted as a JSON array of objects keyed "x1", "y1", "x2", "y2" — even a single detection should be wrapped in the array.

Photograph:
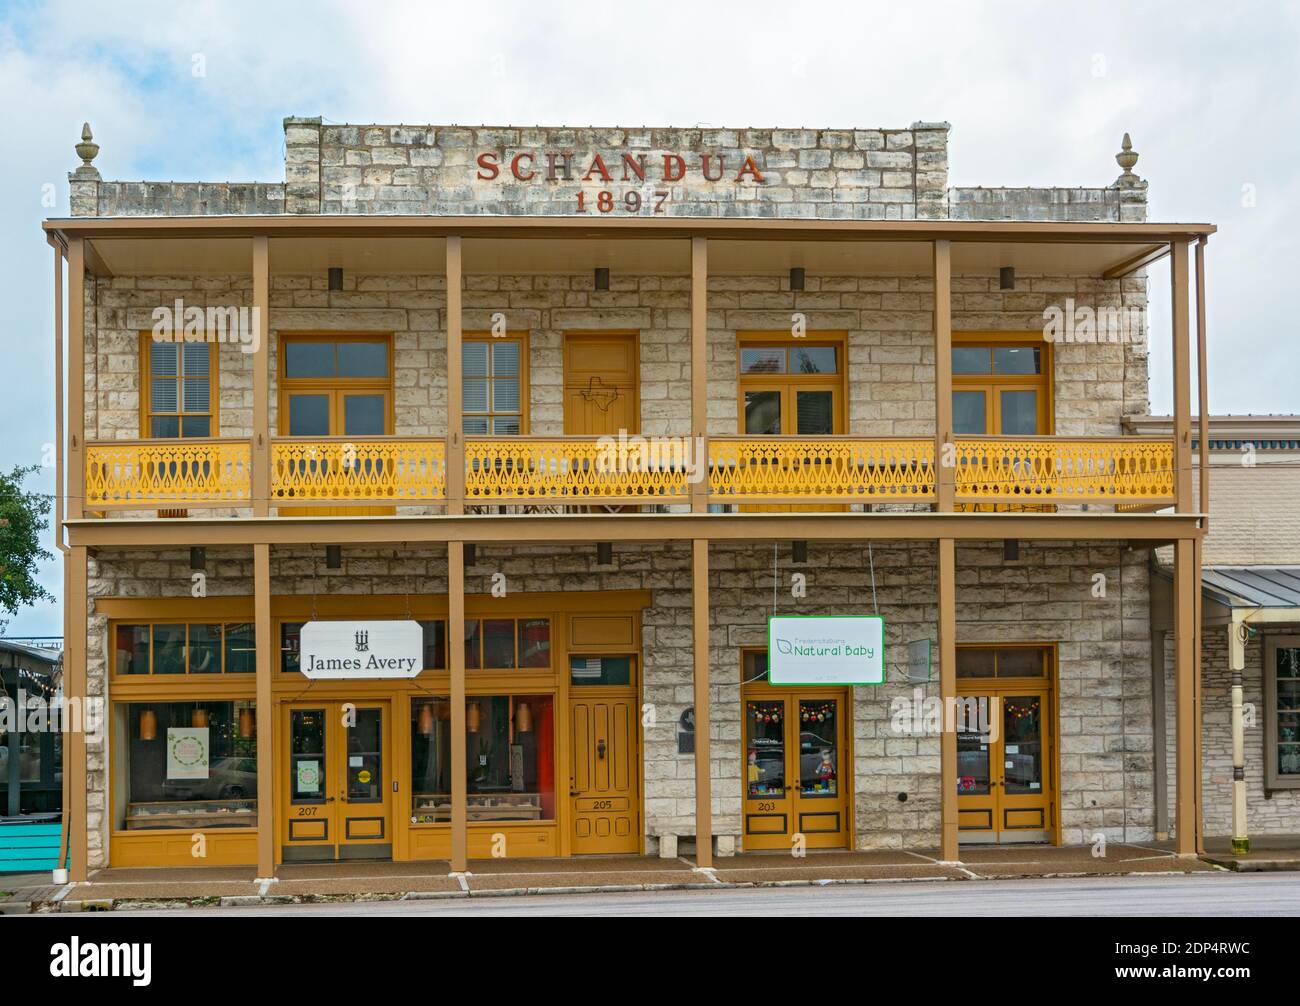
[
  {"x1": 1199, "y1": 835, "x2": 1300, "y2": 872},
  {"x1": 0, "y1": 842, "x2": 1220, "y2": 913}
]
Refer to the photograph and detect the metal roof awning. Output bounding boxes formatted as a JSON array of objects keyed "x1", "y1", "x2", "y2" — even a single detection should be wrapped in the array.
[{"x1": 1200, "y1": 566, "x2": 1300, "y2": 610}]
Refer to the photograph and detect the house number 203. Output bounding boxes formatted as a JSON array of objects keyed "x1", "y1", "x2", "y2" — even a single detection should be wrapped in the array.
[{"x1": 576, "y1": 189, "x2": 669, "y2": 214}]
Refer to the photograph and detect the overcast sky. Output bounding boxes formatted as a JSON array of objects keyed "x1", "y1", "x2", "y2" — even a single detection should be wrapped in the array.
[{"x1": 1, "y1": 0, "x2": 1297, "y2": 636}]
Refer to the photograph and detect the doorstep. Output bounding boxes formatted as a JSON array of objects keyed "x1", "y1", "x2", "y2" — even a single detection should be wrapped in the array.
[{"x1": 9, "y1": 843, "x2": 1216, "y2": 912}]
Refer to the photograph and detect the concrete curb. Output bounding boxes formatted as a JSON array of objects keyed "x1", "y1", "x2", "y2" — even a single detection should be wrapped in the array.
[
  {"x1": 8, "y1": 858, "x2": 1222, "y2": 913},
  {"x1": 1201, "y1": 855, "x2": 1300, "y2": 873}
]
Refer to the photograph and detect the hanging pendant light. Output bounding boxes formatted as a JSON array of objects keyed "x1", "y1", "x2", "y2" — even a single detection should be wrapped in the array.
[
  {"x1": 139, "y1": 708, "x2": 158, "y2": 741},
  {"x1": 191, "y1": 707, "x2": 210, "y2": 729},
  {"x1": 515, "y1": 701, "x2": 533, "y2": 733},
  {"x1": 419, "y1": 702, "x2": 435, "y2": 735},
  {"x1": 466, "y1": 701, "x2": 481, "y2": 733},
  {"x1": 238, "y1": 706, "x2": 255, "y2": 739}
]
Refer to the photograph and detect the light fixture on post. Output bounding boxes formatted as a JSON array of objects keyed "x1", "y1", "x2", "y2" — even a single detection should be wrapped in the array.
[
  {"x1": 190, "y1": 547, "x2": 206, "y2": 571},
  {"x1": 1003, "y1": 539, "x2": 1020, "y2": 562},
  {"x1": 789, "y1": 267, "x2": 805, "y2": 291},
  {"x1": 139, "y1": 708, "x2": 158, "y2": 741},
  {"x1": 596, "y1": 542, "x2": 613, "y2": 565},
  {"x1": 328, "y1": 267, "x2": 344, "y2": 291},
  {"x1": 999, "y1": 266, "x2": 1015, "y2": 291},
  {"x1": 594, "y1": 267, "x2": 610, "y2": 291},
  {"x1": 326, "y1": 545, "x2": 342, "y2": 570},
  {"x1": 791, "y1": 540, "x2": 808, "y2": 564}
]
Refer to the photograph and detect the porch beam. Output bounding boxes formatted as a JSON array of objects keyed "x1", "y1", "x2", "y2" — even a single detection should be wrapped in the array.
[
  {"x1": 252, "y1": 236, "x2": 270, "y2": 517},
  {"x1": 254, "y1": 542, "x2": 274, "y2": 877},
  {"x1": 938, "y1": 537, "x2": 959, "y2": 861},
  {"x1": 66, "y1": 512, "x2": 1208, "y2": 549},
  {"x1": 448, "y1": 540, "x2": 468, "y2": 872},
  {"x1": 692, "y1": 538, "x2": 712, "y2": 868}
]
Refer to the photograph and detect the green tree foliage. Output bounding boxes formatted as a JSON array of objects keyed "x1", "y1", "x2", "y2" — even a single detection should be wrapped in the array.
[{"x1": 0, "y1": 465, "x2": 54, "y2": 633}]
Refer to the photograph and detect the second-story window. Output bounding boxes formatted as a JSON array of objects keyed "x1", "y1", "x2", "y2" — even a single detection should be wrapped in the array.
[
  {"x1": 738, "y1": 338, "x2": 843, "y2": 436},
  {"x1": 951, "y1": 339, "x2": 1050, "y2": 436},
  {"x1": 279, "y1": 334, "x2": 392, "y2": 437},
  {"x1": 143, "y1": 339, "x2": 216, "y2": 438},
  {"x1": 463, "y1": 336, "x2": 526, "y2": 435}
]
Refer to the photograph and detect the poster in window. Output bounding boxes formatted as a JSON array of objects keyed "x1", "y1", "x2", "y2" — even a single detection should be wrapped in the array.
[{"x1": 167, "y1": 727, "x2": 210, "y2": 780}]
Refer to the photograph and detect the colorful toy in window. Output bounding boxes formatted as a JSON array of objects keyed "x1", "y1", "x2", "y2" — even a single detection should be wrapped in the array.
[
  {"x1": 957, "y1": 775, "x2": 978, "y2": 793},
  {"x1": 815, "y1": 750, "x2": 835, "y2": 782}
]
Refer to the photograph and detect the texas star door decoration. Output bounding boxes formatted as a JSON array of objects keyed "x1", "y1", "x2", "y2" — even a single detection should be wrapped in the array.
[
  {"x1": 767, "y1": 616, "x2": 885, "y2": 686},
  {"x1": 299, "y1": 620, "x2": 424, "y2": 679}
]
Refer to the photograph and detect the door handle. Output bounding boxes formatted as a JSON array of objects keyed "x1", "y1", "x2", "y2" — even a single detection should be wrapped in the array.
[{"x1": 596, "y1": 740, "x2": 607, "y2": 760}]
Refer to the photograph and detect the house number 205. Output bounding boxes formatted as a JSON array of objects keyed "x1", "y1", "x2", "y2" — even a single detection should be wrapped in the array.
[{"x1": 576, "y1": 189, "x2": 669, "y2": 214}]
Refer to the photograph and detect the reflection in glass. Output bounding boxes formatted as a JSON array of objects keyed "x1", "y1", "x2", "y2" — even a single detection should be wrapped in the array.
[
  {"x1": 952, "y1": 347, "x2": 991, "y2": 374},
  {"x1": 953, "y1": 391, "x2": 986, "y2": 434},
  {"x1": 152, "y1": 625, "x2": 186, "y2": 675},
  {"x1": 346, "y1": 708, "x2": 383, "y2": 803},
  {"x1": 744, "y1": 390, "x2": 782, "y2": 434},
  {"x1": 790, "y1": 345, "x2": 837, "y2": 374},
  {"x1": 795, "y1": 390, "x2": 834, "y2": 435},
  {"x1": 955, "y1": 696, "x2": 992, "y2": 795},
  {"x1": 740, "y1": 347, "x2": 785, "y2": 374},
  {"x1": 746, "y1": 701, "x2": 785, "y2": 798},
  {"x1": 799, "y1": 700, "x2": 838, "y2": 797},
  {"x1": 1002, "y1": 695, "x2": 1043, "y2": 794},
  {"x1": 290, "y1": 709, "x2": 326, "y2": 803},
  {"x1": 1000, "y1": 390, "x2": 1039, "y2": 435},
  {"x1": 994, "y1": 346, "x2": 1041, "y2": 375}
]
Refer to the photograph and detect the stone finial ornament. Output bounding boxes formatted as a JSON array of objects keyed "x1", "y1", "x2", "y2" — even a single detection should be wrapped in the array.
[
  {"x1": 1116, "y1": 132, "x2": 1139, "y2": 179},
  {"x1": 74, "y1": 122, "x2": 101, "y2": 179}
]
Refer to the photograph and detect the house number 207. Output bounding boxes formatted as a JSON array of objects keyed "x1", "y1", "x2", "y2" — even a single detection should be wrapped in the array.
[{"x1": 576, "y1": 189, "x2": 669, "y2": 214}]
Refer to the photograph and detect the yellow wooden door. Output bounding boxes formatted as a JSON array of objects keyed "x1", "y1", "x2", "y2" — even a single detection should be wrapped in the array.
[
  {"x1": 956, "y1": 688, "x2": 1054, "y2": 843},
  {"x1": 281, "y1": 701, "x2": 393, "y2": 861},
  {"x1": 563, "y1": 333, "x2": 638, "y2": 436},
  {"x1": 789, "y1": 695, "x2": 849, "y2": 845},
  {"x1": 569, "y1": 696, "x2": 639, "y2": 853},
  {"x1": 742, "y1": 694, "x2": 796, "y2": 849}
]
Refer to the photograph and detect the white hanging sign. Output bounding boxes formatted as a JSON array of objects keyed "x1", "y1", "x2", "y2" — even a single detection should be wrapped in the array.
[
  {"x1": 299, "y1": 620, "x2": 424, "y2": 679},
  {"x1": 767, "y1": 616, "x2": 885, "y2": 685}
]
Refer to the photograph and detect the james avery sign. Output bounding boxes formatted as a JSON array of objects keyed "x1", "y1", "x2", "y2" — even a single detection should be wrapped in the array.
[
  {"x1": 767, "y1": 616, "x2": 885, "y2": 685},
  {"x1": 299, "y1": 620, "x2": 422, "y2": 679}
]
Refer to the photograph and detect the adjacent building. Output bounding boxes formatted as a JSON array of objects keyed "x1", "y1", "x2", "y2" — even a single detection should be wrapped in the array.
[{"x1": 42, "y1": 119, "x2": 1213, "y2": 878}]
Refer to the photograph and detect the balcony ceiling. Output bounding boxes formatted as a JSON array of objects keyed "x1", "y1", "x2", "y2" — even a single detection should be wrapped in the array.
[{"x1": 60, "y1": 218, "x2": 1212, "y2": 280}]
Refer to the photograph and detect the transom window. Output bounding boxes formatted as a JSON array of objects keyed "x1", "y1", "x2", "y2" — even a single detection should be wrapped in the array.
[
  {"x1": 115, "y1": 622, "x2": 255, "y2": 675},
  {"x1": 463, "y1": 337, "x2": 525, "y2": 435},
  {"x1": 279, "y1": 617, "x2": 550, "y2": 673},
  {"x1": 740, "y1": 344, "x2": 839, "y2": 375},
  {"x1": 283, "y1": 339, "x2": 388, "y2": 378},
  {"x1": 957, "y1": 646, "x2": 1049, "y2": 679},
  {"x1": 143, "y1": 339, "x2": 215, "y2": 438}
]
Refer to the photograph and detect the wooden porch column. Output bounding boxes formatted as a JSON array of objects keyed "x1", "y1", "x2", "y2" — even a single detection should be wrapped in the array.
[
  {"x1": 690, "y1": 237, "x2": 708, "y2": 511},
  {"x1": 252, "y1": 236, "x2": 270, "y2": 517},
  {"x1": 1173, "y1": 536, "x2": 1200, "y2": 855},
  {"x1": 938, "y1": 537, "x2": 959, "y2": 861},
  {"x1": 1194, "y1": 236, "x2": 1211, "y2": 853},
  {"x1": 692, "y1": 538, "x2": 712, "y2": 868},
  {"x1": 445, "y1": 236, "x2": 464, "y2": 515},
  {"x1": 448, "y1": 540, "x2": 468, "y2": 872},
  {"x1": 445, "y1": 236, "x2": 468, "y2": 872},
  {"x1": 66, "y1": 546, "x2": 88, "y2": 880},
  {"x1": 66, "y1": 238, "x2": 84, "y2": 521},
  {"x1": 932, "y1": 240, "x2": 954, "y2": 511},
  {"x1": 1170, "y1": 240, "x2": 1193, "y2": 515},
  {"x1": 253, "y1": 542, "x2": 274, "y2": 877}
]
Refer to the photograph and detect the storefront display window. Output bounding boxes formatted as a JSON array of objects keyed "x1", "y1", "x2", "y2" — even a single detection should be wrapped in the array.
[
  {"x1": 115, "y1": 623, "x2": 255, "y2": 676},
  {"x1": 118, "y1": 701, "x2": 257, "y2": 830},
  {"x1": 410, "y1": 695, "x2": 555, "y2": 823},
  {"x1": 1267, "y1": 638, "x2": 1300, "y2": 788}
]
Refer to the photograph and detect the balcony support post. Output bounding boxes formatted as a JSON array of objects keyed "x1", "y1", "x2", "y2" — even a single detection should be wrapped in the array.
[
  {"x1": 67, "y1": 238, "x2": 85, "y2": 521},
  {"x1": 691, "y1": 237, "x2": 708, "y2": 511},
  {"x1": 65, "y1": 545, "x2": 89, "y2": 881},
  {"x1": 1194, "y1": 238, "x2": 1209, "y2": 520},
  {"x1": 932, "y1": 240, "x2": 954, "y2": 511},
  {"x1": 692, "y1": 537, "x2": 712, "y2": 868},
  {"x1": 1170, "y1": 240, "x2": 1193, "y2": 515},
  {"x1": 445, "y1": 237, "x2": 465, "y2": 515},
  {"x1": 1173, "y1": 535, "x2": 1202, "y2": 855},
  {"x1": 448, "y1": 539, "x2": 468, "y2": 873},
  {"x1": 254, "y1": 542, "x2": 275, "y2": 878},
  {"x1": 938, "y1": 537, "x2": 959, "y2": 862},
  {"x1": 252, "y1": 236, "x2": 270, "y2": 517}
]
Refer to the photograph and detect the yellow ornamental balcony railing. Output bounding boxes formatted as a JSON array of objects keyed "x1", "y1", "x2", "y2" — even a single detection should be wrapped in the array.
[
  {"x1": 85, "y1": 438, "x2": 252, "y2": 508},
  {"x1": 465, "y1": 436, "x2": 692, "y2": 503},
  {"x1": 707, "y1": 437, "x2": 936, "y2": 503},
  {"x1": 953, "y1": 437, "x2": 1175, "y2": 505},
  {"x1": 271, "y1": 438, "x2": 446, "y2": 504}
]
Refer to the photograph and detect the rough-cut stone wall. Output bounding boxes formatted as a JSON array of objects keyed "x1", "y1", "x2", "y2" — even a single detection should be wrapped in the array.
[
  {"x1": 85, "y1": 270, "x2": 1149, "y2": 446},
  {"x1": 83, "y1": 539, "x2": 1153, "y2": 865}
]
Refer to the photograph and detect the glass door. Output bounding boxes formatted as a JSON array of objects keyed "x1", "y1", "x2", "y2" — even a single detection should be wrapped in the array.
[
  {"x1": 792, "y1": 697, "x2": 846, "y2": 841},
  {"x1": 744, "y1": 697, "x2": 792, "y2": 845},
  {"x1": 338, "y1": 704, "x2": 391, "y2": 857},
  {"x1": 283, "y1": 705, "x2": 334, "y2": 859}
]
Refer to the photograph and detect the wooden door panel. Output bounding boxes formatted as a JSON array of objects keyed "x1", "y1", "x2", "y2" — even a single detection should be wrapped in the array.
[{"x1": 569, "y1": 698, "x2": 638, "y2": 854}]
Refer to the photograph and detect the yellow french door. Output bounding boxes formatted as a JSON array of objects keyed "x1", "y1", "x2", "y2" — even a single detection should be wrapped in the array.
[
  {"x1": 741, "y1": 653, "x2": 851, "y2": 850},
  {"x1": 568, "y1": 654, "x2": 640, "y2": 854},
  {"x1": 280, "y1": 701, "x2": 393, "y2": 861},
  {"x1": 955, "y1": 645, "x2": 1056, "y2": 843}
]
